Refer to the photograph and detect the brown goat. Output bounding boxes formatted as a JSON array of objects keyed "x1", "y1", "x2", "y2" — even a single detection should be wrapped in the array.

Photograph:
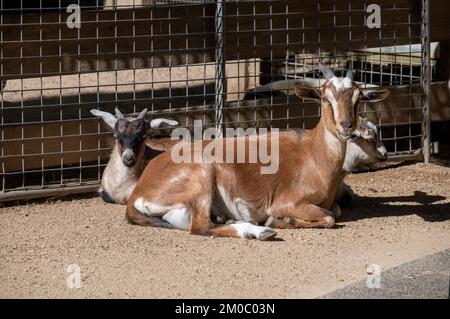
[
  {"x1": 146, "y1": 116, "x2": 388, "y2": 216},
  {"x1": 126, "y1": 64, "x2": 389, "y2": 239}
]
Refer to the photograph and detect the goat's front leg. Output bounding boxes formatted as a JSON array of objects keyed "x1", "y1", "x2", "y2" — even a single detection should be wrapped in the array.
[{"x1": 266, "y1": 203, "x2": 336, "y2": 229}]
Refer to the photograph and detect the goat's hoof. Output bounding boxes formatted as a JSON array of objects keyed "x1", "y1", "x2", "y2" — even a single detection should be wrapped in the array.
[
  {"x1": 264, "y1": 216, "x2": 279, "y2": 227},
  {"x1": 283, "y1": 217, "x2": 294, "y2": 225},
  {"x1": 322, "y1": 216, "x2": 336, "y2": 228},
  {"x1": 243, "y1": 233, "x2": 255, "y2": 240},
  {"x1": 257, "y1": 228, "x2": 277, "y2": 241}
]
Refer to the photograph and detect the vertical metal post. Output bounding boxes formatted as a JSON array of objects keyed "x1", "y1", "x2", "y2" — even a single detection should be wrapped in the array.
[
  {"x1": 421, "y1": 0, "x2": 431, "y2": 164},
  {"x1": 215, "y1": 0, "x2": 225, "y2": 137}
]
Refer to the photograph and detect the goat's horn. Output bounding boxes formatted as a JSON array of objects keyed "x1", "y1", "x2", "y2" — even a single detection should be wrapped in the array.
[
  {"x1": 318, "y1": 62, "x2": 335, "y2": 80},
  {"x1": 115, "y1": 108, "x2": 125, "y2": 119},
  {"x1": 137, "y1": 108, "x2": 148, "y2": 120},
  {"x1": 150, "y1": 118, "x2": 179, "y2": 128},
  {"x1": 346, "y1": 69, "x2": 354, "y2": 80}
]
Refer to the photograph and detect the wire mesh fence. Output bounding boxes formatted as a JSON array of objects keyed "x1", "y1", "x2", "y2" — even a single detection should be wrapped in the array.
[{"x1": 0, "y1": 0, "x2": 433, "y2": 201}]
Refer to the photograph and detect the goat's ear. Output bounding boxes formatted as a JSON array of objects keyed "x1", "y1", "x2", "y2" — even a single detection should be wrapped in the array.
[
  {"x1": 357, "y1": 115, "x2": 368, "y2": 127},
  {"x1": 294, "y1": 84, "x2": 321, "y2": 101},
  {"x1": 90, "y1": 109, "x2": 117, "y2": 129},
  {"x1": 145, "y1": 137, "x2": 181, "y2": 152},
  {"x1": 360, "y1": 88, "x2": 390, "y2": 103},
  {"x1": 149, "y1": 118, "x2": 178, "y2": 128}
]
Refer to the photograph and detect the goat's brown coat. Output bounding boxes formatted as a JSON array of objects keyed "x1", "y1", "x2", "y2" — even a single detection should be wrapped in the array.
[{"x1": 127, "y1": 78, "x2": 389, "y2": 238}]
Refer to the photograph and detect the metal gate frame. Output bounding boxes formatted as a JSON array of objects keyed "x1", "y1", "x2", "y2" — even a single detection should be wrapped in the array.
[{"x1": 421, "y1": 0, "x2": 431, "y2": 164}]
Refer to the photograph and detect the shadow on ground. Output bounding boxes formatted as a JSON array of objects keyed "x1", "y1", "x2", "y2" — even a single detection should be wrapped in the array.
[{"x1": 341, "y1": 191, "x2": 450, "y2": 223}]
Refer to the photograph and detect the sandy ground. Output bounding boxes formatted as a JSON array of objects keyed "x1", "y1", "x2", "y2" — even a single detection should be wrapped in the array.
[{"x1": 0, "y1": 163, "x2": 449, "y2": 299}]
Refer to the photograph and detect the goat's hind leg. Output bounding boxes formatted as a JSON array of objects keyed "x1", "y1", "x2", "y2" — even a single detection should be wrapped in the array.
[
  {"x1": 189, "y1": 196, "x2": 277, "y2": 241},
  {"x1": 126, "y1": 200, "x2": 176, "y2": 229},
  {"x1": 267, "y1": 204, "x2": 335, "y2": 229}
]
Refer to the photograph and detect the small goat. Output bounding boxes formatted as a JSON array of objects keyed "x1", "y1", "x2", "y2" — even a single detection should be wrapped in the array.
[
  {"x1": 126, "y1": 64, "x2": 389, "y2": 239},
  {"x1": 335, "y1": 116, "x2": 387, "y2": 209},
  {"x1": 90, "y1": 108, "x2": 177, "y2": 205}
]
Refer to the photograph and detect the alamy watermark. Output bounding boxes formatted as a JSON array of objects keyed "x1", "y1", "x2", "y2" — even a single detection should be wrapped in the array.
[
  {"x1": 66, "y1": 263, "x2": 81, "y2": 289},
  {"x1": 169, "y1": 120, "x2": 280, "y2": 175},
  {"x1": 366, "y1": 264, "x2": 382, "y2": 289},
  {"x1": 366, "y1": 4, "x2": 382, "y2": 29},
  {"x1": 66, "y1": 4, "x2": 81, "y2": 29}
]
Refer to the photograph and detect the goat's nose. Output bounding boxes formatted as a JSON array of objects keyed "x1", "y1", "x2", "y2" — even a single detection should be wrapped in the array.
[
  {"x1": 122, "y1": 149, "x2": 135, "y2": 164},
  {"x1": 123, "y1": 152, "x2": 133, "y2": 161},
  {"x1": 340, "y1": 121, "x2": 353, "y2": 129}
]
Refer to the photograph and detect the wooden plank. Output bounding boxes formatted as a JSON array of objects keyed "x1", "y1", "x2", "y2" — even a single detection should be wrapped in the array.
[
  {"x1": 0, "y1": 4, "x2": 216, "y2": 80},
  {"x1": 356, "y1": 81, "x2": 450, "y2": 125},
  {"x1": 1, "y1": 119, "x2": 112, "y2": 173},
  {"x1": 223, "y1": 0, "x2": 423, "y2": 60},
  {"x1": 430, "y1": 1, "x2": 450, "y2": 42},
  {"x1": 225, "y1": 58, "x2": 261, "y2": 102}
]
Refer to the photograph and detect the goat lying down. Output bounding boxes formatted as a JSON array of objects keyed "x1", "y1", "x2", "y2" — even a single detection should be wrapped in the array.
[
  {"x1": 90, "y1": 108, "x2": 178, "y2": 205},
  {"x1": 336, "y1": 116, "x2": 387, "y2": 207},
  {"x1": 146, "y1": 116, "x2": 388, "y2": 215},
  {"x1": 126, "y1": 64, "x2": 390, "y2": 240}
]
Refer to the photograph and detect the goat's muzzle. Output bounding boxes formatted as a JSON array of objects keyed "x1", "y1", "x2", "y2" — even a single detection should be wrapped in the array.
[
  {"x1": 337, "y1": 129, "x2": 353, "y2": 141},
  {"x1": 121, "y1": 149, "x2": 136, "y2": 167},
  {"x1": 336, "y1": 121, "x2": 354, "y2": 141},
  {"x1": 100, "y1": 190, "x2": 116, "y2": 204},
  {"x1": 376, "y1": 145, "x2": 388, "y2": 161}
]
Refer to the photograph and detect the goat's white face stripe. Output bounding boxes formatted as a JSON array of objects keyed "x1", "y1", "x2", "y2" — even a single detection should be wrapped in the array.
[
  {"x1": 324, "y1": 77, "x2": 359, "y2": 123},
  {"x1": 352, "y1": 88, "x2": 360, "y2": 106},
  {"x1": 324, "y1": 87, "x2": 340, "y2": 121},
  {"x1": 330, "y1": 77, "x2": 353, "y2": 91}
]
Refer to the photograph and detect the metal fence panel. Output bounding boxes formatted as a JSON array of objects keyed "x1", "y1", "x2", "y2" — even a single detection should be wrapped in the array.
[{"x1": 0, "y1": 0, "x2": 432, "y2": 201}]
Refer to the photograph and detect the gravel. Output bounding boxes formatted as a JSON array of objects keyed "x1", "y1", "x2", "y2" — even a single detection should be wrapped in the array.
[{"x1": 0, "y1": 163, "x2": 449, "y2": 298}]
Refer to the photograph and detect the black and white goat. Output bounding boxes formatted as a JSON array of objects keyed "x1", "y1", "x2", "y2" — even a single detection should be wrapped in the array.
[{"x1": 90, "y1": 108, "x2": 177, "y2": 204}]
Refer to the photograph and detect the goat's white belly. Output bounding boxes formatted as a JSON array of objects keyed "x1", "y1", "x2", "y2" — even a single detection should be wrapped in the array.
[{"x1": 214, "y1": 186, "x2": 267, "y2": 224}]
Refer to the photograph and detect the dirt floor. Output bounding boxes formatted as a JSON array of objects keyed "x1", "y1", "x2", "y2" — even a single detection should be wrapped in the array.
[{"x1": 0, "y1": 163, "x2": 449, "y2": 298}]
